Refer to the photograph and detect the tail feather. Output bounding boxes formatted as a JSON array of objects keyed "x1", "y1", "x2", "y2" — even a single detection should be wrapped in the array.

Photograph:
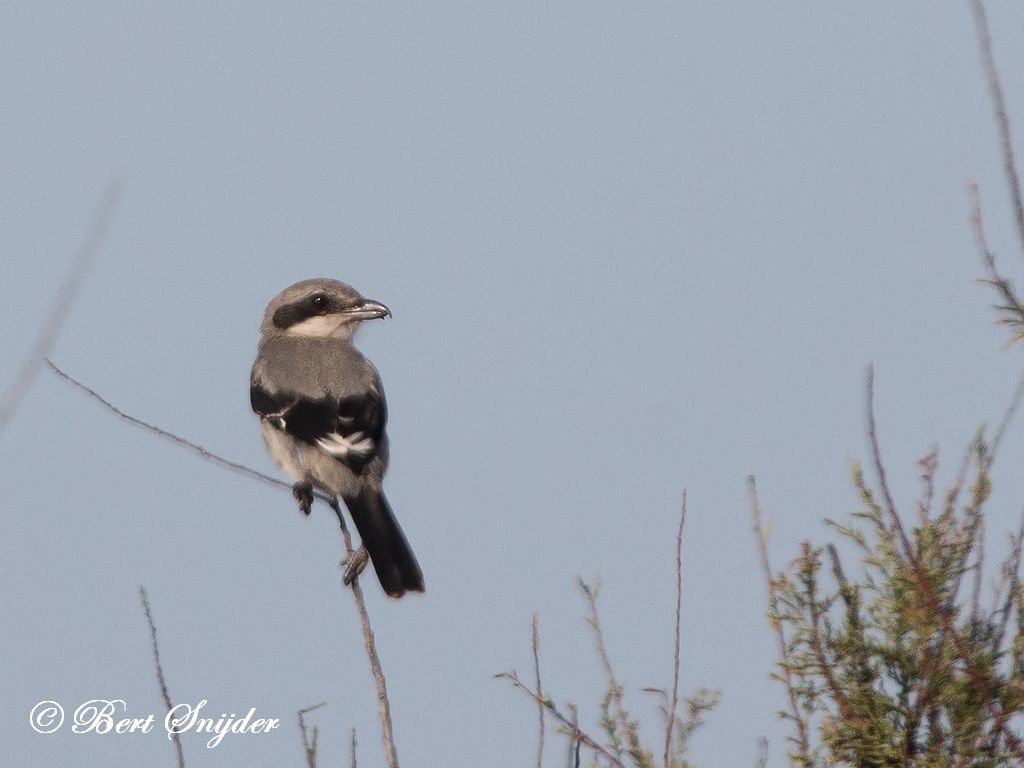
[{"x1": 342, "y1": 489, "x2": 424, "y2": 598}]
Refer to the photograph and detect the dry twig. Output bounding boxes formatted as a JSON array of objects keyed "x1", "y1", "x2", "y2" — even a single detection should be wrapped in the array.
[
  {"x1": 749, "y1": 476, "x2": 812, "y2": 765},
  {"x1": 496, "y1": 670, "x2": 625, "y2": 768},
  {"x1": 663, "y1": 492, "x2": 686, "y2": 768},
  {"x1": 49, "y1": 361, "x2": 402, "y2": 768},
  {"x1": 47, "y1": 359, "x2": 289, "y2": 492},
  {"x1": 298, "y1": 702, "x2": 326, "y2": 768},
  {"x1": 140, "y1": 587, "x2": 185, "y2": 768},
  {"x1": 969, "y1": 0, "x2": 1024, "y2": 258},
  {"x1": 532, "y1": 613, "x2": 545, "y2": 768},
  {"x1": 325, "y1": 496, "x2": 400, "y2": 768}
]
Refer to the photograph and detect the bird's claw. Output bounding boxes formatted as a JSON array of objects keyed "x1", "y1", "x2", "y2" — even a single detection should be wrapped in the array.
[
  {"x1": 343, "y1": 546, "x2": 370, "y2": 586},
  {"x1": 292, "y1": 481, "x2": 313, "y2": 516}
]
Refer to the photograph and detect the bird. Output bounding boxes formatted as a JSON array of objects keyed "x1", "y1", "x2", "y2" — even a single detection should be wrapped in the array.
[{"x1": 250, "y1": 278, "x2": 424, "y2": 598}]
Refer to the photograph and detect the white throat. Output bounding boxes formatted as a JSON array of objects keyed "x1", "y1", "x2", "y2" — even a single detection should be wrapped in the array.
[{"x1": 284, "y1": 315, "x2": 357, "y2": 340}]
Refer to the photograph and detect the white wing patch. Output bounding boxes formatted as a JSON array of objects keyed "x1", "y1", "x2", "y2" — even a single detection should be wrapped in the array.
[{"x1": 315, "y1": 431, "x2": 376, "y2": 460}]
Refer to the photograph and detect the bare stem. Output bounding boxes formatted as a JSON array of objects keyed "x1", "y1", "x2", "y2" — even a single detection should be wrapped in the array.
[
  {"x1": 48, "y1": 362, "x2": 402, "y2": 767},
  {"x1": 298, "y1": 702, "x2": 326, "y2": 768},
  {"x1": 749, "y1": 477, "x2": 812, "y2": 764},
  {"x1": 496, "y1": 670, "x2": 625, "y2": 768},
  {"x1": 140, "y1": 587, "x2": 185, "y2": 768},
  {"x1": 969, "y1": 0, "x2": 1024, "y2": 260},
  {"x1": 47, "y1": 359, "x2": 292, "y2": 493},
  {"x1": 532, "y1": 613, "x2": 545, "y2": 768},
  {"x1": 663, "y1": 492, "x2": 686, "y2": 768},
  {"x1": 327, "y1": 497, "x2": 400, "y2": 768}
]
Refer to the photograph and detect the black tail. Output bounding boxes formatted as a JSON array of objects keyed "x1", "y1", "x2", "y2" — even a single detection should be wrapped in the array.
[{"x1": 342, "y1": 489, "x2": 424, "y2": 598}]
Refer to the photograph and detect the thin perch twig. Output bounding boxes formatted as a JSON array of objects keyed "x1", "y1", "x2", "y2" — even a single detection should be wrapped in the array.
[
  {"x1": 663, "y1": 492, "x2": 686, "y2": 768},
  {"x1": 47, "y1": 359, "x2": 289, "y2": 492},
  {"x1": 48, "y1": 362, "x2": 401, "y2": 767},
  {"x1": 327, "y1": 496, "x2": 400, "y2": 768},
  {"x1": 140, "y1": 587, "x2": 185, "y2": 768},
  {"x1": 0, "y1": 178, "x2": 121, "y2": 435}
]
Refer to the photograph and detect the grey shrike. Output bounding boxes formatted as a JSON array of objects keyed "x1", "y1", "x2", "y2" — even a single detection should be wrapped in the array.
[{"x1": 250, "y1": 278, "x2": 424, "y2": 598}]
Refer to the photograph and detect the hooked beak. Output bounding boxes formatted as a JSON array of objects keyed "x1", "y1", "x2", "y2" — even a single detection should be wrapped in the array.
[{"x1": 341, "y1": 299, "x2": 391, "y2": 321}]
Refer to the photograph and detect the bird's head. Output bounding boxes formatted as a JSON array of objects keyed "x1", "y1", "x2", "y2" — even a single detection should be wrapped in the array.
[{"x1": 260, "y1": 278, "x2": 391, "y2": 341}]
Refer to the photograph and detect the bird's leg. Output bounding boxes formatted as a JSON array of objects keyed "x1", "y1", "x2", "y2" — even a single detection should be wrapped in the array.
[
  {"x1": 324, "y1": 494, "x2": 370, "y2": 586},
  {"x1": 343, "y1": 546, "x2": 370, "y2": 586},
  {"x1": 292, "y1": 481, "x2": 314, "y2": 516}
]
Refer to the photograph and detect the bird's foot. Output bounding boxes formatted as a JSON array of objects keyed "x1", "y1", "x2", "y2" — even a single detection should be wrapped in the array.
[
  {"x1": 292, "y1": 481, "x2": 314, "y2": 516},
  {"x1": 342, "y1": 546, "x2": 370, "y2": 586}
]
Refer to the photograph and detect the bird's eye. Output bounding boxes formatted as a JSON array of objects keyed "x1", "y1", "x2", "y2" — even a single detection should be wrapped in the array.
[{"x1": 311, "y1": 294, "x2": 328, "y2": 311}]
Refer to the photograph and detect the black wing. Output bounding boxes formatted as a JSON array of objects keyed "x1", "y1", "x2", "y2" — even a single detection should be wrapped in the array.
[{"x1": 251, "y1": 383, "x2": 386, "y2": 473}]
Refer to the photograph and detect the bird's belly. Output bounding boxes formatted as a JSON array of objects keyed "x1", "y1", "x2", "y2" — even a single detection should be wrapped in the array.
[
  {"x1": 260, "y1": 420, "x2": 365, "y2": 498},
  {"x1": 260, "y1": 421, "x2": 307, "y2": 482}
]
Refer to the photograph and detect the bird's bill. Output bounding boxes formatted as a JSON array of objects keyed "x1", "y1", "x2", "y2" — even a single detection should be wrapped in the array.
[{"x1": 341, "y1": 299, "x2": 391, "y2": 321}]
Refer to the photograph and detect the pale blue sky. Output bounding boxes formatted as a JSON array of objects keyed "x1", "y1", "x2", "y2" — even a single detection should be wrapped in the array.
[{"x1": 4, "y1": 2, "x2": 1024, "y2": 766}]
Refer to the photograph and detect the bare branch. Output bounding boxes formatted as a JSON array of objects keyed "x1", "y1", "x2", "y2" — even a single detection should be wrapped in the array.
[
  {"x1": 298, "y1": 702, "x2": 326, "y2": 768},
  {"x1": 663, "y1": 492, "x2": 686, "y2": 768},
  {"x1": 140, "y1": 587, "x2": 185, "y2": 768},
  {"x1": 350, "y1": 727, "x2": 358, "y2": 768},
  {"x1": 969, "y1": 0, "x2": 1024, "y2": 259},
  {"x1": 0, "y1": 178, "x2": 121, "y2": 435},
  {"x1": 749, "y1": 476, "x2": 812, "y2": 764},
  {"x1": 49, "y1": 363, "x2": 402, "y2": 766},
  {"x1": 496, "y1": 670, "x2": 625, "y2": 768},
  {"x1": 47, "y1": 359, "x2": 291, "y2": 493},
  {"x1": 532, "y1": 613, "x2": 545, "y2": 768},
  {"x1": 326, "y1": 496, "x2": 400, "y2": 768}
]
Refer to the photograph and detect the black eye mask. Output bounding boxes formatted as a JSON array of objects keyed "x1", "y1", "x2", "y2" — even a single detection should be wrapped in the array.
[{"x1": 272, "y1": 294, "x2": 355, "y2": 330}]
